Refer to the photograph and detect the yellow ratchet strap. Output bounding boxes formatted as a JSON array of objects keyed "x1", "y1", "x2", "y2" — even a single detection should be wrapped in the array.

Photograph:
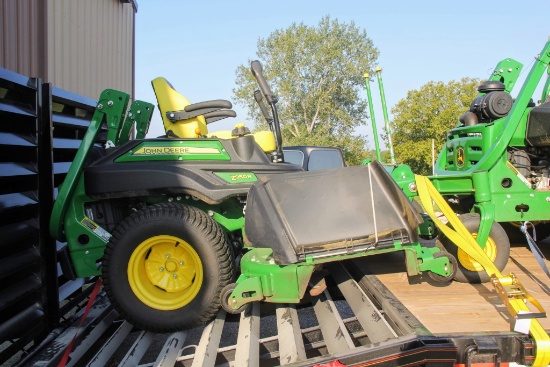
[{"x1": 415, "y1": 175, "x2": 550, "y2": 367}]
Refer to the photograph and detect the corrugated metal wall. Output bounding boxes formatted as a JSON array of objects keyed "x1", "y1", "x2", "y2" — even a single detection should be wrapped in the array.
[
  {"x1": 47, "y1": 0, "x2": 135, "y2": 99},
  {"x1": 0, "y1": 0, "x2": 47, "y2": 79},
  {"x1": 0, "y1": 0, "x2": 135, "y2": 101}
]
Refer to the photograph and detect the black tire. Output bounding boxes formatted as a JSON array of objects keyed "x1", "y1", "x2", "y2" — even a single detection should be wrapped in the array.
[
  {"x1": 427, "y1": 251, "x2": 458, "y2": 283},
  {"x1": 435, "y1": 213, "x2": 510, "y2": 283},
  {"x1": 220, "y1": 283, "x2": 250, "y2": 314},
  {"x1": 102, "y1": 202, "x2": 235, "y2": 332},
  {"x1": 501, "y1": 221, "x2": 550, "y2": 243}
]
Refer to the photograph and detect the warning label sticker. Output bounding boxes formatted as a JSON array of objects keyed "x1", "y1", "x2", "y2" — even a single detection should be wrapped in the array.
[{"x1": 81, "y1": 217, "x2": 111, "y2": 242}]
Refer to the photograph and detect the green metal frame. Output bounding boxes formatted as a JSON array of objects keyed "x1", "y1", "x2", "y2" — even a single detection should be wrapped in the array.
[
  {"x1": 50, "y1": 89, "x2": 130, "y2": 242},
  {"x1": 226, "y1": 240, "x2": 452, "y2": 311},
  {"x1": 49, "y1": 90, "x2": 155, "y2": 275},
  {"x1": 389, "y1": 41, "x2": 550, "y2": 249}
]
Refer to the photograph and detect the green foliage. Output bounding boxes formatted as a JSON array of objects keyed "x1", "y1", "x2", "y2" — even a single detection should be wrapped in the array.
[
  {"x1": 232, "y1": 16, "x2": 379, "y2": 165},
  {"x1": 390, "y1": 78, "x2": 480, "y2": 175}
]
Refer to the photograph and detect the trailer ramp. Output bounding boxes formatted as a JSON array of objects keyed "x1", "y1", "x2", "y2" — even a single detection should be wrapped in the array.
[{"x1": 22, "y1": 261, "x2": 458, "y2": 367}]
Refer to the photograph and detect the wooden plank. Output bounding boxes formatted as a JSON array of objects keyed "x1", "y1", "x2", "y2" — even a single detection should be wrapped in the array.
[
  {"x1": 87, "y1": 321, "x2": 133, "y2": 367},
  {"x1": 328, "y1": 262, "x2": 397, "y2": 343},
  {"x1": 233, "y1": 302, "x2": 260, "y2": 367},
  {"x1": 276, "y1": 304, "x2": 306, "y2": 365},
  {"x1": 65, "y1": 309, "x2": 120, "y2": 367},
  {"x1": 153, "y1": 331, "x2": 187, "y2": 367},
  {"x1": 368, "y1": 245, "x2": 550, "y2": 334},
  {"x1": 190, "y1": 310, "x2": 226, "y2": 367},
  {"x1": 119, "y1": 330, "x2": 154, "y2": 367},
  {"x1": 312, "y1": 289, "x2": 354, "y2": 354}
]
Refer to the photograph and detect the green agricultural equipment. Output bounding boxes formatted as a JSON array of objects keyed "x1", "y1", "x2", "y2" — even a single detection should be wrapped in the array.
[
  {"x1": 430, "y1": 39, "x2": 550, "y2": 284},
  {"x1": 384, "y1": 40, "x2": 550, "y2": 284},
  {"x1": 50, "y1": 60, "x2": 457, "y2": 333}
]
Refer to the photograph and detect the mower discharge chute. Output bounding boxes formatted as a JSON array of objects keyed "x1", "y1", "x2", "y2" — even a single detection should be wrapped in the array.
[{"x1": 221, "y1": 161, "x2": 456, "y2": 313}]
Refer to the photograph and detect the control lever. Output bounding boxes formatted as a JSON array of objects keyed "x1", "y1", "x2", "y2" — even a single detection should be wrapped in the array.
[{"x1": 254, "y1": 90, "x2": 274, "y2": 131}]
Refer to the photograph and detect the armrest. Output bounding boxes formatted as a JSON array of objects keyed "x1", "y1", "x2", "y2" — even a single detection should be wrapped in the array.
[
  {"x1": 166, "y1": 99, "x2": 233, "y2": 122},
  {"x1": 203, "y1": 109, "x2": 237, "y2": 124}
]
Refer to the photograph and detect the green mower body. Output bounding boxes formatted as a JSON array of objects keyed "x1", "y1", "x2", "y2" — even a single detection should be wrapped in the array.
[{"x1": 50, "y1": 62, "x2": 455, "y2": 332}]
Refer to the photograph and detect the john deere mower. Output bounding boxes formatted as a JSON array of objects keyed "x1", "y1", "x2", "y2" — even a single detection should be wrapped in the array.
[
  {"x1": 50, "y1": 61, "x2": 457, "y2": 332},
  {"x1": 408, "y1": 40, "x2": 550, "y2": 284}
]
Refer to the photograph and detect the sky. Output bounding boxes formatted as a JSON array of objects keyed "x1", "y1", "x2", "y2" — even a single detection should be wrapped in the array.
[{"x1": 134, "y1": 0, "x2": 549, "y2": 148}]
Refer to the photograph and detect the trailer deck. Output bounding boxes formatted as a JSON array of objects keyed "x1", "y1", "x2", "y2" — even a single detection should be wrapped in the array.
[
  {"x1": 369, "y1": 243, "x2": 550, "y2": 334},
  {"x1": 19, "y1": 240, "x2": 548, "y2": 367}
]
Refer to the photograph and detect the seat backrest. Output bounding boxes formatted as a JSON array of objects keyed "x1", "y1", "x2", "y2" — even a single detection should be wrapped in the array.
[{"x1": 151, "y1": 77, "x2": 208, "y2": 138}]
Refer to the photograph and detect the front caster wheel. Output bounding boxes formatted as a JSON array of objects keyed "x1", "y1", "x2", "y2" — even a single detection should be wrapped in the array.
[
  {"x1": 220, "y1": 283, "x2": 250, "y2": 314},
  {"x1": 436, "y1": 213, "x2": 510, "y2": 283},
  {"x1": 427, "y1": 251, "x2": 457, "y2": 283}
]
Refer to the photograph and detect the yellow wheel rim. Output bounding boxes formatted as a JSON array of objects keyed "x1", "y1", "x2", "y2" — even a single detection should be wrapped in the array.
[
  {"x1": 457, "y1": 233, "x2": 497, "y2": 272},
  {"x1": 128, "y1": 235, "x2": 203, "y2": 310}
]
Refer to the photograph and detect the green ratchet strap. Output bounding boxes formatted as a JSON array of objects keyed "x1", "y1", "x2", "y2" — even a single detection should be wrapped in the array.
[{"x1": 415, "y1": 175, "x2": 550, "y2": 367}]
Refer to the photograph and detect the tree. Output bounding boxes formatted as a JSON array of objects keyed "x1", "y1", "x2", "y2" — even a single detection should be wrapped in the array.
[
  {"x1": 390, "y1": 78, "x2": 480, "y2": 175},
  {"x1": 232, "y1": 16, "x2": 379, "y2": 165}
]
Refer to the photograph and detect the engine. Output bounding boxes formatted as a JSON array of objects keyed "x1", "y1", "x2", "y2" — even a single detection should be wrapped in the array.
[
  {"x1": 458, "y1": 80, "x2": 550, "y2": 190},
  {"x1": 508, "y1": 147, "x2": 550, "y2": 189}
]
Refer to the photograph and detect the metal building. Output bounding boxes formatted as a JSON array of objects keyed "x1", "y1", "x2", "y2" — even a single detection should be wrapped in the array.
[{"x1": 0, "y1": 0, "x2": 137, "y2": 99}]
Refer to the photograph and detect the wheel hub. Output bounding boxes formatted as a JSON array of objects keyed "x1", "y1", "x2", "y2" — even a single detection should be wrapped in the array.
[
  {"x1": 144, "y1": 242, "x2": 195, "y2": 292},
  {"x1": 457, "y1": 233, "x2": 497, "y2": 272},
  {"x1": 164, "y1": 259, "x2": 178, "y2": 272},
  {"x1": 128, "y1": 235, "x2": 203, "y2": 310}
]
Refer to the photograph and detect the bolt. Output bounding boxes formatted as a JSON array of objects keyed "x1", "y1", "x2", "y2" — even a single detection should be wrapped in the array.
[
  {"x1": 97, "y1": 103, "x2": 104, "y2": 110},
  {"x1": 176, "y1": 196, "x2": 182, "y2": 201},
  {"x1": 231, "y1": 299, "x2": 237, "y2": 304},
  {"x1": 179, "y1": 260, "x2": 184, "y2": 265},
  {"x1": 208, "y1": 210, "x2": 214, "y2": 217},
  {"x1": 107, "y1": 100, "x2": 113, "y2": 106},
  {"x1": 173, "y1": 274, "x2": 178, "y2": 279},
  {"x1": 169, "y1": 113, "x2": 175, "y2": 118},
  {"x1": 547, "y1": 197, "x2": 550, "y2": 202},
  {"x1": 168, "y1": 197, "x2": 173, "y2": 202},
  {"x1": 159, "y1": 267, "x2": 164, "y2": 271},
  {"x1": 128, "y1": 112, "x2": 133, "y2": 118},
  {"x1": 166, "y1": 254, "x2": 171, "y2": 258}
]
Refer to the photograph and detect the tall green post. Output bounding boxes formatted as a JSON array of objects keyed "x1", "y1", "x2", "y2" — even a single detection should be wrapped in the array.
[
  {"x1": 363, "y1": 73, "x2": 382, "y2": 162},
  {"x1": 375, "y1": 67, "x2": 396, "y2": 165},
  {"x1": 542, "y1": 65, "x2": 550, "y2": 103}
]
